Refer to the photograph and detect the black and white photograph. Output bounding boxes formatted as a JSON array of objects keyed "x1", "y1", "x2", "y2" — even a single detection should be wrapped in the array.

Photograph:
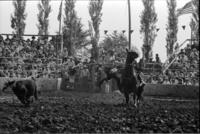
[{"x1": 0, "y1": 0, "x2": 199, "y2": 133}]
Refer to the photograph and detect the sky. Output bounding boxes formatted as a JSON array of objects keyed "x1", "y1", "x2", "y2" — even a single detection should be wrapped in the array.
[{"x1": 0, "y1": 0, "x2": 193, "y2": 62}]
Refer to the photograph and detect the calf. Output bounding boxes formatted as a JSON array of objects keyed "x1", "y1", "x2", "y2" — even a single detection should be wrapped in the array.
[{"x1": 2, "y1": 79, "x2": 38, "y2": 107}]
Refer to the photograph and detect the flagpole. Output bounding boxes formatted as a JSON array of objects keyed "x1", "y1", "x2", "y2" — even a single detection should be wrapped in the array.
[
  {"x1": 190, "y1": 25, "x2": 192, "y2": 45},
  {"x1": 59, "y1": 0, "x2": 63, "y2": 53},
  {"x1": 128, "y1": 0, "x2": 131, "y2": 50}
]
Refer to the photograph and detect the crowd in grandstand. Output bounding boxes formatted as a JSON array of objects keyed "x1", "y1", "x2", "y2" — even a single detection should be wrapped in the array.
[
  {"x1": 0, "y1": 35, "x2": 61, "y2": 78},
  {"x1": 0, "y1": 35, "x2": 97, "y2": 89},
  {"x1": 146, "y1": 42, "x2": 199, "y2": 86},
  {"x1": 0, "y1": 34, "x2": 199, "y2": 86}
]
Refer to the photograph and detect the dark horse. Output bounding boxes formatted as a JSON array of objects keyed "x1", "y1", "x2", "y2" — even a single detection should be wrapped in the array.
[{"x1": 99, "y1": 49, "x2": 145, "y2": 106}]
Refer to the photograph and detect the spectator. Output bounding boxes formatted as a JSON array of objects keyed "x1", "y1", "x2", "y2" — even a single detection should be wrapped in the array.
[{"x1": 155, "y1": 53, "x2": 161, "y2": 63}]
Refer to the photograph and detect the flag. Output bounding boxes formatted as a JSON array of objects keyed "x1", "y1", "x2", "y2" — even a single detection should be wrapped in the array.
[
  {"x1": 57, "y1": 0, "x2": 63, "y2": 21},
  {"x1": 176, "y1": 1, "x2": 194, "y2": 17}
]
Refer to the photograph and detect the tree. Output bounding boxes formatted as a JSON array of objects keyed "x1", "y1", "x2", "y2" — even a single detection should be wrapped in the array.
[
  {"x1": 63, "y1": 0, "x2": 89, "y2": 56},
  {"x1": 140, "y1": 0, "x2": 158, "y2": 62},
  {"x1": 71, "y1": 19, "x2": 90, "y2": 51},
  {"x1": 99, "y1": 32, "x2": 128, "y2": 63},
  {"x1": 166, "y1": 0, "x2": 178, "y2": 57},
  {"x1": 88, "y1": 0, "x2": 103, "y2": 62},
  {"x1": 11, "y1": 0, "x2": 27, "y2": 38},
  {"x1": 37, "y1": 0, "x2": 52, "y2": 36},
  {"x1": 191, "y1": 0, "x2": 199, "y2": 41},
  {"x1": 88, "y1": 0, "x2": 103, "y2": 91}
]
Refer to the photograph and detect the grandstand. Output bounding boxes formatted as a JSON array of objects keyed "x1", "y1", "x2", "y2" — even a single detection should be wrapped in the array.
[
  {"x1": 161, "y1": 39, "x2": 199, "y2": 85},
  {"x1": 0, "y1": 34, "x2": 62, "y2": 78},
  {"x1": 0, "y1": 34, "x2": 198, "y2": 87}
]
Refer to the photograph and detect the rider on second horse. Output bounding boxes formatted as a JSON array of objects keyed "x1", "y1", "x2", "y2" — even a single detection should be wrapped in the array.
[{"x1": 132, "y1": 58, "x2": 145, "y2": 88}]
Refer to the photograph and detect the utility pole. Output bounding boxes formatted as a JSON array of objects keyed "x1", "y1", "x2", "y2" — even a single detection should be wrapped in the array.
[{"x1": 128, "y1": 0, "x2": 131, "y2": 50}]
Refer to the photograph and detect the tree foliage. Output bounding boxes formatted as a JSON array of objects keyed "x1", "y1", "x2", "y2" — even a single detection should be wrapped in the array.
[
  {"x1": 88, "y1": 0, "x2": 103, "y2": 62},
  {"x1": 37, "y1": 0, "x2": 52, "y2": 36},
  {"x1": 11, "y1": 0, "x2": 27, "y2": 38},
  {"x1": 166, "y1": 0, "x2": 178, "y2": 57},
  {"x1": 63, "y1": 0, "x2": 89, "y2": 56},
  {"x1": 99, "y1": 32, "x2": 128, "y2": 63},
  {"x1": 140, "y1": 0, "x2": 158, "y2": 62}
]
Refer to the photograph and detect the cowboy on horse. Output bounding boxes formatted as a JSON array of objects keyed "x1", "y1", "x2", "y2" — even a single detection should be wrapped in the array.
[{"x1": 99, "y1": 46, "x2": 145, "y2": 106}]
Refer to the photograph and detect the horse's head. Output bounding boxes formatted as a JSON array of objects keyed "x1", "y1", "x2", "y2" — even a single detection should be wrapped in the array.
[
  {"x1": 125, "y1": 48, "x2": 139, "y2": 64},
  {"x1": 2, "y1": 80, "x2": 16, "y2": 92}
]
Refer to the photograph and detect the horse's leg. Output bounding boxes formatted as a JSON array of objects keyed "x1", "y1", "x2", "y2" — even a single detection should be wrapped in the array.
[
  {"x1": 132, "y1": 93, "x2": 135, "y2": 105},
  {"x1": 137, "y1": 96, "x2": 140, "y2": 107},
  {"x1": 124, "y1": 92, "x2": 129, "y2": 104},
  {"x1": 133, "y1": 93, "x2": 137, "y2": 107}
]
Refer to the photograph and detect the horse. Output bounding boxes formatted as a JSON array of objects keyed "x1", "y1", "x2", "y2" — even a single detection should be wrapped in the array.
[{"x1": 99, "y1": 49, "x2": 145, "y2": 106}]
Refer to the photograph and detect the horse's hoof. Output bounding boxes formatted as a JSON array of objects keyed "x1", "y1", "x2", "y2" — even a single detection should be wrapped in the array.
[
  {"x1": 24, "y1": 103, "x2": 30, "y2": 107},
  {"x1": 134, "y1": 103, "x2": 137, "y2": 108},
  {"x1": 118, "y1": 103, "x2": 125, "y2": 107},
  {"x1": 24, "y1": 105, "x2": 30, "y2": 108}
]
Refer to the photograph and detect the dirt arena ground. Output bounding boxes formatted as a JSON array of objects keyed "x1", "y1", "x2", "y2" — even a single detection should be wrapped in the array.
[{"x1": 0, "y1": 91, "x2": 199, "y2": 133}]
